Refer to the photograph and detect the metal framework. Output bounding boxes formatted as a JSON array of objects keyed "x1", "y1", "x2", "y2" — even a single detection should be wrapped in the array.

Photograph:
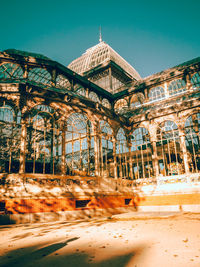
[
  {"x1": 0, "y1": 48, "x2": 199, "y2": 188},
  {"x1": 185, "y1": 113, "x2": 200, "y2": 173},
  {"x1": 156, "y1": 121, "x2": 183, "y2": 176}
]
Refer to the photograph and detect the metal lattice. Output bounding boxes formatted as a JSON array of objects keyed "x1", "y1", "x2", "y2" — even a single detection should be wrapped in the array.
[
  {"x1": 168, "y1": 79, "x2": 186, "y2": 96},
  {"x1": 0, "y1": 63, "x2": 23, "y2": 79},
  {"x1": 191, "y1": 72, "x2": 200, "y2": 90},
  {"x1": 185, "y1": 113, "x2": 200, "y2": 173},
  {"x1": 28, "y1": 67, "x2": 51, "y2": 85},
  {"x1": 56, "y1": 74, "x2": 71, "y2": 89},
  {"x1": 149, "y1": 86, "x2": 165, "y2": 102},
  {"x1": 131, "y1": 127, "x2": 153, "y2": 179},
  {"x1": 156, "y1": 121, "x2": 182, "y2": 176}
]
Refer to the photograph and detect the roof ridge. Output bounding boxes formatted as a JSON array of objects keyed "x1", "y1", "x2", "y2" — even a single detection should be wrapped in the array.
[
  {"x1": 68, "y1": 41, "x2": 141, "y2": 80},
  {"x1": 106, "y1": 43, "x2": 141, "y2": 80}
]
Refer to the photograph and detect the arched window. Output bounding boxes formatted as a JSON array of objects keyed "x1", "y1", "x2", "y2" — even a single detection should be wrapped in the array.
[
  {"x1": 131, "y1": 127, "x2": 153, "y2": 179},
  {"x1": 65, "y1": 113, "x2": 94, "y2": 176},
  {"x1": 77, "y1": 87, "x2": 86, "y2": 97},
  {"x1": 74, "y1": 84, "x2": 86, "y2": 97},
  {"x1": 191, "y1": 72, "x2": 200, "y2": 90},
  {"x1": 114, "y1": 99, "x2": 128, "y2": 114},
  {"x1": 0, "y1": 105, "x2": 14, "y2": 122},
  {"x1": 130, "y1": 94, "x2": 143, "y2": 108},
  {"x1": 0, "y1": 63, "x2": 23, "y2": 79},
  {"x1": 0, "y1": 104, "x2": 21, "y2": 173},
  {"x1": 168, "y1": 79, "x2": 186, "y2": 96},
  {"x1": 28, "y1": 68, "x2": 51, "y2": 85},
  {"x1": 149, "y1": 86, "x2": 165, "y2": 102},
  {"x1": 156, "y1": 121, "x2": 183, "y2": 176},
  {"x1": 26, "y1": 105, "x2": 61, "y2": 174},
  {"x1": 102, "y1": 98, "x2": 111, "y2": 109},
  {"x1": 116, "y1": 128, "x2": 128, "y2": 178},
  {"x1": 88, "y1": 91, "x2": 100, "y2": 103},
  {"x1": 100, "y1": 120, "x2": 112, "y2": 135},
  {"x1": 99, "y1": 120, "x2": 113, "y2": 177},
  {"x1": 56, "y1": 74, "x2": 70, "y2": 89},
  {"x1": 185, "y1": 113, "x2": 200, "y2": 172}
]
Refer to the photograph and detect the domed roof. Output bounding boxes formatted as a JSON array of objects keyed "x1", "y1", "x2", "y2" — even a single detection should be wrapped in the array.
[{"x1": 68, "y1": 41, "x2": 141, "y2": 80}]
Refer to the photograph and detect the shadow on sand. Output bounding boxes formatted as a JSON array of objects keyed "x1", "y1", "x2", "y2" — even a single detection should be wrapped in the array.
[
  {"x1": 0, "y1": 238, "x2": 146, "y2": 267},
  {"x1": 0, "y1": 237, "x2": 79, "y2": 267}
]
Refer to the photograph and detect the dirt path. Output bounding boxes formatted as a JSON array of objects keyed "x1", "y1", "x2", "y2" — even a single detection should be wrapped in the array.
[{"x1": 0, "y1": 213, "x2": 200, "y2": 267}]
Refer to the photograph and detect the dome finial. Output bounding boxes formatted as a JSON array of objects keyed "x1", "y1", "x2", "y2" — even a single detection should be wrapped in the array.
[{"x1": 99, "y1": 26, "x2": 102, "y2": 42}]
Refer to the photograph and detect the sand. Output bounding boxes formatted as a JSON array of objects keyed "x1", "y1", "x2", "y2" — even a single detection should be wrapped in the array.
[{"x1": 0, "y1": 212, "x2": 200, "y2": 267}]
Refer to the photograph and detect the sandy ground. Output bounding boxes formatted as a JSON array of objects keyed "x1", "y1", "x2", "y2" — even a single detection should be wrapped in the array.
[{"x1": 0, "y1": 212, "x2": 200, "y2": 267}]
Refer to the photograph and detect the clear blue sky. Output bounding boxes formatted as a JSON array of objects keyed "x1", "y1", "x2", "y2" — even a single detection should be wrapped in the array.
[{"x1": 1, "y1": 0, "x2": 199, "y2": 77}]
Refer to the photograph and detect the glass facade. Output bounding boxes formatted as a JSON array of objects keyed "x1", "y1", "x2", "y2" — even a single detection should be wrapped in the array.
[
  {"x1": 156, "y1": 121, "x2": 183, "y2": 176},
  {"x1": 131, "y1": 128, "x2": 153, "y2": 179},
  {"x1": 0, "y1": 50, "x2": 199, "y2": 186}
]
